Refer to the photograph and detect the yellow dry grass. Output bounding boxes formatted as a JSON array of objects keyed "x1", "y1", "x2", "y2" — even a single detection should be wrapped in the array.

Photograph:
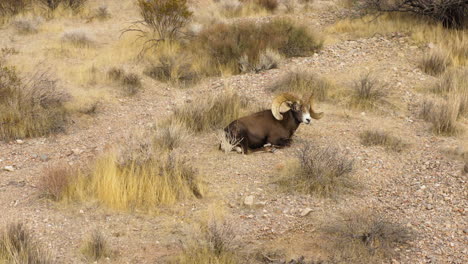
[
  {"x1": 62, "y1": 153, "x2": 203, "y2": 211},
  {"x1": 329, "y1": 13, "x2": 468, "y2": 66}
]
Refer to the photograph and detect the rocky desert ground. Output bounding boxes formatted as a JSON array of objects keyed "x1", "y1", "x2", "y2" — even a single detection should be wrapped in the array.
[{"x1": 0, "y1": 0, "x2": 467, "y2": 263}]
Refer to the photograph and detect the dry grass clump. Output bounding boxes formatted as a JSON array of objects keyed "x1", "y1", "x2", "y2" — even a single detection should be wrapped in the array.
[
  {"x1": 11, "y1": 17, "x2": 43, "y2": 34},
  {"x1": 173, "y1": 91, "x2": 249, "y2": 133},
  {"x1": 432, "y1": 68, "x2": 468, "y2": 117},
  {"x1": 175, "y1": 219, "x2": 238, "y2": 264},
  {"x1": 81, "y1": 230, "x2": 110, "y2": 261},
  {"x1": 359, "y1": 130, "x2": 408, "y2": 152},
  {"x1": 216, "y1": 129, "x2": 242, "y2": 154},
  {"x1": 0, "y1": 64, "x2": 69, "y2": 141},
  {"x1": 278, "y1": 143, "x2": 355, "y2": 197},
  {"x1": 350, "y1": 73, "x2": 388, "y2": 109},
  {"x1": 0, "y1": 0, "x2": 29, "y2": 18},
  {"x1": 269, "y1": 71, "x2": 334, "y2": 101},
  {"x1": 194, "y1": 19, "x2": 322, "y2": 75},
  {"x1": 256, "y1": 0, "x2": 279, "y2": 11},
  {"x1": 38, "y1": 0, "x2": 88, "y2": 12},
  {"x1": 61, "y1": 29, "x2": 94, "y2": 47},
  {"x1": 419, "y1": 97, "x2": 462, "y2": 135},
  {"x1": 107, "y1": 67, "x2": 142, "y2": 96},
  {"x1": 0, "y1": 223, "x2": 51, "y2": 264},
  {"x1": 419, "y1": 48, "x2": 451, "y2": 75},
  {"x1": 322, "y1": 211, "x2": 413, "y2": 263},
  {"x1": 153, "y1": 121, "x2": 190, "y2": 151},
  {"x1": 87, "y1": 5, "x2": 110, "y2": 21},
  {"x1": 54, "y1": 132, "x2": 203, "y2": 210},
  {"x1": 239, "y1": 48, "x2": 283, "y2": 73}
]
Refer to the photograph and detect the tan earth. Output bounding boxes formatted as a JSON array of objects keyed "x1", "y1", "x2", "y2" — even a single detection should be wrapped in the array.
[{"x1": 0, "y1": 0, "x2": 467, "y2": 263}]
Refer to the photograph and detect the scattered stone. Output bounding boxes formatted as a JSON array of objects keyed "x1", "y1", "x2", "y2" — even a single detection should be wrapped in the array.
[
  {"x1": 426, "y1": 204, "x2": 433, "y2": 210},
  {"x1": 3, "y1": 166, "x2": 15, "y2": 172},
  {"x1": 244, "y1": 195, "x2": 254, "y2": 206},
  {"x1": 300, "y1": 208, "x2": 313, "y2": 217},
  {"x1": 40, "y1": 155, "x2": 49, "y2": 162},
  {"x1": 31, "y1": 154, "x2": 38, "y2": 159},
  {"x1": 16, "y1": 139, "x2": 24, "y2": 144}
]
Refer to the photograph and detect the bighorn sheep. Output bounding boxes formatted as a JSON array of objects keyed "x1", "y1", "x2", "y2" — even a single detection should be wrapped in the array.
[{"x1": 223, "y1": 93, "x2": 323, "y2": 154}]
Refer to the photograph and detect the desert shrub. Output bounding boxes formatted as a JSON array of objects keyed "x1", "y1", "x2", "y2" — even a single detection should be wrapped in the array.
[
  {"x1": 0, "y1": 223, "x2": 51, "y2": 264},
  {"x1": 107, "y1": 67, "x2": 125, "y2": 81},
  {"x1": 81, "y1": 230, "x2": 110, "y2": 261},
  {"x1": 176, "y1": 219, "x2": 238, "y2": 264},
  {"x1": 419, "y1": 48, "x2": 450, "y2": 75},
  {"x1": 420, "y1": 97, "x2": 462, "y2": 135},
  {"x1": 153, "y1": 121, "x2": 189, "y2": 150},
  {"x1": 322, "y1": 211, "x2": 413, "y2": 262},
  {"x1": 359, "y1": 130, "x2": 408, "y2": 152},
  {"x1": 278, "y1": 143, "x2": 355, "y2": 197},
  {"x1": 361, "y1": 0, "x2": 467, "y2": 29},
  {"x1": 11, "y1": 17, "x2": 43, "y2": 34},
  {"x1": 269, "y1": 71, "x2": 333, "y2": 101},
  {"x1": 38, "y1": 0, "x2": 88, "y2": 12},
  {"x1": 39, "y1": 164, "x2": 76, "y2": 201},
  {"x1": 350, "y1": 73, "x2": 388, "y2": 109},
  {"x1": 132, "y1": 0, "x2": 192, "y2": 42},
  {"x1": 256, "y1": 0, "x2": 278, "y2": 11},
  {"x1": 0, "y1": 64, "x2": 68, "y2": 141},
  {"x1": 0, "y1": 0, "x2": 30, "y2": 18},
  {"x1": 61, "y1": 29, "x2": 94, "y2": 47},
  {"x1": 433, "y1": 68, "x2": 468, "y2": 117},
  {"x1": 173, "y1": 91, "x2": 249, "y2": 133},
  {"x1": 194, "y1": 19, "x2": 322, "y2": 75},
  {"x1": 121, "y1": 73, "x2": 142, "y2": 96}
]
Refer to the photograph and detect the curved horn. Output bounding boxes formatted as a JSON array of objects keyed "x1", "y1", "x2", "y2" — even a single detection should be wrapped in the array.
[
  {"x1": 271, "y1": 93, "x2": 300, "y2": 120},
  {"x1": 309, "y1": 95, "x2": 324, "y2": 120}
]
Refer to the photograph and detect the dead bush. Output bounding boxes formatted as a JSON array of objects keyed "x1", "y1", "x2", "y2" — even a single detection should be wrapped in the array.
[
  {"x1": 107, "y1": 67, "x2": 125, "y2": 81},
  {"x1": 0, "y1": 0, "x2": 30, "y2": 17},
  {"x1": 0, "y1": 65, "x2": 69, "y2": 141},
  {"x1": 322, "y1": 211, "x2": 413, "y2": 262},
  {"x1": 153, "y1": 121, "x2": 189, "y2": 150},
  {"x1": 121, "y1": 73, "x2": 142, "y2": 96},
  {"x1": 61, "y1": 29, "x2": 94, "y2": 47},
  {"x1": 420, "y1": 97, "x2": 462, "y2": 135},
  {"x1": 239, "y1": 48, "x2": 283, "y2": 73},
  {"x1": 419, "y1": 48, "x2": 450, "y2": 75},
  {"x1": 256, "y1": 0, "x2": 279, "y2": 11},
  {"x1": 194, "y1": 19, "x2": 322, "y2": 75},
  {"x1": 176, "y1": 219, "x2": 238, "y2": 264},
  {"x1": 433, "y1": 68, "x2": 468, "y2": 117},
  {"x1": 359, "y1": 130, "x2": 408, "y2": 152},
  {"x1": 278, "y1": 143, "x2": 355, "y2": 197},
  {"x1": 39, "y1": 164, "x2": 76, "y2": 201},
  {"x1": 173, "y1": 91, "x2": 249, "y2": 133},
  {"x1": 0, "y1": 223, "x2": 51, "y2": 264},
  {"x1": 11, "y1": 17, "x2": 42, "y2": 34},
  {"x1": 81, "y1": 230, "x2": 110, "y2": 261},
  {"x1": 350, "y1": 73, "x2": 388, "y2": 109},
  {"x1": 269, "y1": 71, "x2": 333, "y2": 101}
]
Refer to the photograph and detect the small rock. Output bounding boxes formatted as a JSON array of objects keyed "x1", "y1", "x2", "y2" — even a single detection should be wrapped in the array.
[
  {"x1": 16, "y1": 139, "x2": 24, "y2": 144},
  {"x1": 300, "y1": 208, "x2": 313, "y2": 217},
  {"x1": 31, "y1": 154, "x2": 38, "y2": 159},
  {"x1": 244, "y1": 195, "x2": 254, "y2": 206},
  {"x1": 3, "y1": 166, "x2": 15, "y2": 172},
  {"x1": 426, "y1": 204, "x2": 433, "y2": 210},
  {"x1": 40, "y1": 155, "x2": 49, "y2": 162}
]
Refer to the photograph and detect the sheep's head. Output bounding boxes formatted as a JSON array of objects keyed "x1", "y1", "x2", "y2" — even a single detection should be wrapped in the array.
[{"x1": 271, "y1": 93, "x2": 323, "y2": 124}]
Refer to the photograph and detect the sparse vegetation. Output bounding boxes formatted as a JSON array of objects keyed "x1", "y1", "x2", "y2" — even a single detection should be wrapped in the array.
[
  {"x1": 173, "y1": 91, "x2": 249, "y2": 133},
  {"x1": 0, "y1": 223, "x2": 51, "y2": 264},
  {"x1": 350, "y1": 73, "x2": 388, "y2": 109},
  {"x1": 194, "y1": 19, "x2": 322, "y2": 75},
  {"x1": 81, "y1": 230, "x2": 110, "y2": 261},
  {"x1": 420, "y1": 97, "x2": 462, "y2": 135},
  {"x1": 419, "y1": 48, "x2": 450, "y2": 75},
  {"x1": 57, "y1": 137, "x2": 203, "y2": 210},
  {"x1": 278, "y1": 143, "x2": 355, "y2": 197},
  {"x1": 61, "y1": 29, "x2": 94, "y2": 47},
  {"x1": 359, "y1": 130, "x2": 408, "y2": 152},
  {"x1": 269, "y1": 71, "x2": 334, "y2": 101},
  {"x1": 432, "y1": 68, "x2": 468, "y2": 117},
  {"x1": 322, "y1": 210, "x2": 413, "y2": 262},
  {"x1": 0, "y1": 64, "x2": 69, "y2": 141},
  {"x1": 11, "y1": 17, "x2": 42, "y2": 34},
  {"x1": 175, "y1": 219, "x2": 238, "y2": 264}
]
